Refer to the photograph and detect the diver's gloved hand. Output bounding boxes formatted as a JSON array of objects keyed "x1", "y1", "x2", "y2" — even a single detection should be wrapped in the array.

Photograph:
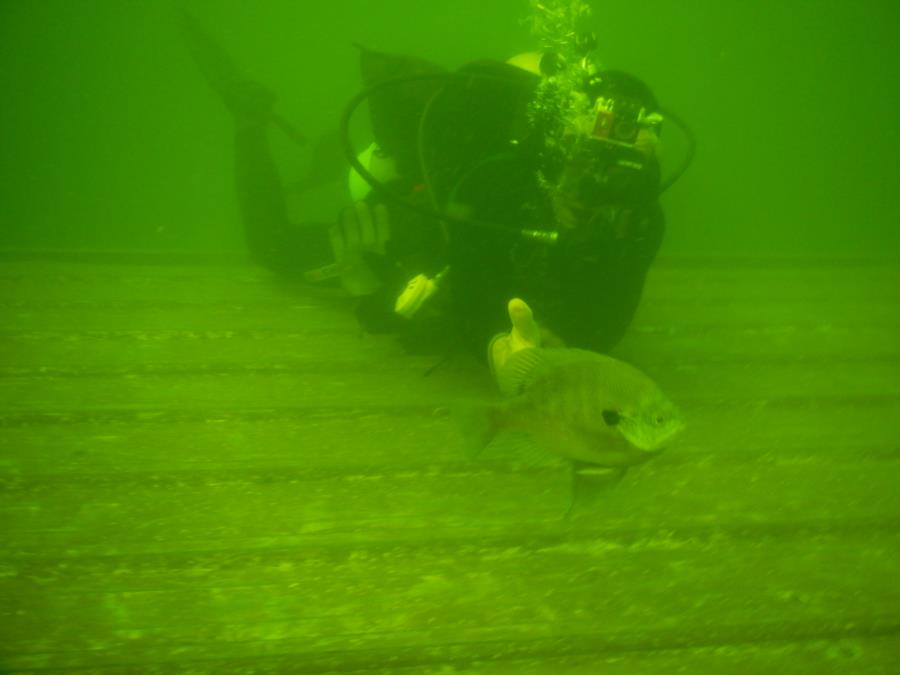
[
  {"x1": 489, "y1": 298, "x2": 565, "y2": 385},
  {"x1": 225, "y1": 79, "x2": 276, "y2": 127},
  {"x1": 329, "y1": 201, "x2": 392, "y2": 296}
]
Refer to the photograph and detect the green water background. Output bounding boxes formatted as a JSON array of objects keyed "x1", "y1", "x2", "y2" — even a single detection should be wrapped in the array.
[{"x1": 1, "y1": 0, "x2": 898, "y2": 258}]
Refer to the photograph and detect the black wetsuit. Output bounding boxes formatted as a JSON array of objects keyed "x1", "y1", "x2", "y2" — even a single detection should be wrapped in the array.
[{"x1": 235, "y1": 50, "x2": 665, "y2": 357}]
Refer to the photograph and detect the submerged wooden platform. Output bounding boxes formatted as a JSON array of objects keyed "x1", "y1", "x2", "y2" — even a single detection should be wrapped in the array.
[{"x1": 1, "y1": 255, "x2": 898, "y2": 673}]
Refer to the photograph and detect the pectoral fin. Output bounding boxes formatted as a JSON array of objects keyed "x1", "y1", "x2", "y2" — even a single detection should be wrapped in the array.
[{"x1": 497, "y1": 347, "x2": 553, "y2": 396}]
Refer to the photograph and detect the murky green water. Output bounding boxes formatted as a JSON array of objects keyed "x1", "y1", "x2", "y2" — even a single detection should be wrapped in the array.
[
  {"x1": 2, "y1": 0, "x2": 898, "y2": 258},
  {"x1": 1, "y1": 2, "x2": 899, "y2": 672}
]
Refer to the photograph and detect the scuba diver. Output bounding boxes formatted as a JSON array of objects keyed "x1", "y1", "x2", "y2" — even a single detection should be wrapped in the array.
[{"x1": 181, "y1": 10, "x2": 693, "y2": 377}]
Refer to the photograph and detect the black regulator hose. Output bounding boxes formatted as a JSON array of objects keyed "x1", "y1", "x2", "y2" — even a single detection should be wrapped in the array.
[
  {"x1": 657, "y1": 106, "x2": 696, "y2": 194},
  {"x1": 339, "y1": 71, "x2": 696, "y2": 239},
  {"x1": 339, "y1": 73, "x2": 524, "y2": 238}
]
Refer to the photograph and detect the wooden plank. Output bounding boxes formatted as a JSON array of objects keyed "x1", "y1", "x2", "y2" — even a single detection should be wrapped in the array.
[
  {"x1": 0, "y1": 261, "x2": 896, "y2": 347},
  {"x1": 1, "y1": 394, "x2": 897, "y2": 477},
  {"x1": 644, "y1": 260, "x2": 900, "y2": 300},
  {"x1": 1, "y1": 528, "x2": 898, "y2": 672},
  {"x1": 0, "y1": 305, "x2": 358, "y2": 335},
  {"x1": 398, "y1": 637, "x2": 900, "y2": 675},
  {"x1": 6, "y1": 637, "x2": 899, "y2": 675},
  {"x1": 1, "y1": 321, "x2": 898, "y2": 372},
  {"x1": 0, "y1": 359, "x2": 898, "y2": 416},
  {"x1": 2, "y1": 259, "x2": 896, "y2": 300},
  {"x1": 2, "y1": 260, "x2": 896, "y2": 375},
  {"x1": 4, "y1": 641, "x2": 900, "y2": 675},
  {"x1": 617, "y1": 323, "x2": 900, "y2": 363},
  {"x1": 0, "y1": 330, "x2": 423, "y2": 373},
  {"x1": 2, "y1": 269, "x2": 896, "y2": 376},
  {"x1": 1, "y1": 259, "x2": 898, "y2": 674},
  {"x1": 5, "y1": 297, "x2": 889, "y2": 328},
  {"x1": 0, "y1": 259, "x2": 294, "y2": 293},
  {"x1": 2, "y1": 297, "x2": 897, "y2": 350},
  {"x1": 632, "y1": 296, "x2": 899, "y2": 326},
  {"x1": 2, "y1": 444, "x2": 898, "y2": 551},
  {"x1": 1, "y1": 261, "x2": 894, "y2": 322},
  {"x1": 0, "y1": 247, "x2": 251, "y2": 266}
]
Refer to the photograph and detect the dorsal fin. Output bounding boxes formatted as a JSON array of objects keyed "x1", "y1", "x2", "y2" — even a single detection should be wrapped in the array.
[
  {"x1": 497, "y1": 347, "x2": 553, "y2": 396},
  {"x1": 498, "y1": 347, "x2": 612, "y2": 396}
]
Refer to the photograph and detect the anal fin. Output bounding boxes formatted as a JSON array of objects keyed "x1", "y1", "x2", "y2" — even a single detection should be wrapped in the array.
[{"x1": 565, "y1": 463, "x2": 628, "y2": 519}]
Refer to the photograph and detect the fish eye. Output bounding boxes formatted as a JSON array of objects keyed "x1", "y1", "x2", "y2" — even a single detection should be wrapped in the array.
[{"x1": 602, "y1": 410, "x2": 621, "y2": 426}]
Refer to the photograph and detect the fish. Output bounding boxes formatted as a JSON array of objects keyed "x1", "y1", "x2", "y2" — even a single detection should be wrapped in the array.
[{"x1": 463, "y1": 346, "x2": 684, "y2": 512}]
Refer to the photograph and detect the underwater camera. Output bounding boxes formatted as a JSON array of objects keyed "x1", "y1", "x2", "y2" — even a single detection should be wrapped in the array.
[{"x1": 591, "y1": 95, "x2": 659, "y2": 147}]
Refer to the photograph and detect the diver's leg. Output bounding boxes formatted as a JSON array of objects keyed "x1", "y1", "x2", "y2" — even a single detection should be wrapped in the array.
[
  {"x1": 233, "y1": 117, "x2": 287, "y2": 264},
  {"x1": 228, "y1": 85, "x2": 333, "y2": 277},
  {"x1": 180, "y1": 9, "x2": 333, "y2": 276},
  {"x1": 233, "y1": 115, "x2": 332, "y2": 276},
  {"x1": 183, "y1": 33, "x2": 329, "y2": 272}
]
